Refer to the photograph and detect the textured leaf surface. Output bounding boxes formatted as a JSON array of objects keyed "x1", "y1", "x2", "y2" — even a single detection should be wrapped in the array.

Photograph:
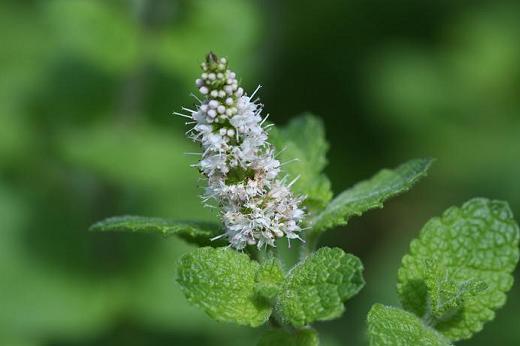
[
  {"x1": 423, "y1": 262, "x2": 487, "y2": 322},
  {"x1": 311, "y1": 158, "x2": 432, "y2": 233},
  {"x1": 255, "y1": 258, "x2": 285, "y2": 301},
  {"x1": 257, "y1": 328, "x2": 318, "y2": 346},
  {"x1": 270, "y1": 113, "x2": 332, "y2": 212},
  {"x1": 90, "y1": 215, "x2": 224, "y2": 246},
  {"x1": 177, "y1": 247, "x2": 271, "y2": 326},
  {"x1": 368, "y1": 304, "x2": 452, "y2": 346},
  {"x1": 278, "y1": 247, "x2": 364, "y2": 327},
  {"x1": 398, "y1": 198, "x2": 520, "y2": 341}
]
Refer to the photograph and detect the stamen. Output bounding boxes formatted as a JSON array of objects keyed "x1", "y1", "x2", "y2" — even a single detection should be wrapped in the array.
[
  {"x1": 260, "y1": 113, "x2": 270, "y2": 126},
  {"x1": 251, "y1": 84, "x2": 262, "y2": 99},
  {"x1": 210, "y1": 233, "x2": 227, "y2": 241},
  {"x1": 288, "y1": 175, "x2": 301, "y2": 187},
  {"x1": 173, "y1": 112, "x2": 192, "y2": 119},
  {"x1": 280, "y1": 158, "x2": 300, "y2": 167},
  {"x1": 190, "y1": 93, "x2": 202, "y2": 103},
  {"x1": 181, "y1": 107, "x2": 197, "y2": 114},
  {"x1": 275, "y1": 146, "x2": 288, "y2": 158}
]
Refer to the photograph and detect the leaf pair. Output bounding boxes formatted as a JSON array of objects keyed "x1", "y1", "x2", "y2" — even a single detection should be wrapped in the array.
[
  {"x1": 368, "y1": 198, "x2": 520, "y2": 345},
  {"x1": 176, "y1": 247, "x2": 365, "y2": 331},
  {"x1": 91, "y1": 114, "x2": 433, "y2": 251}
]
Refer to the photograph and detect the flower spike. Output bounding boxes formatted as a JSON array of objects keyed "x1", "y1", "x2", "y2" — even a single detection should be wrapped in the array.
[{"x1": 181, "y1": 52, "x2": 305, "y2": 249}]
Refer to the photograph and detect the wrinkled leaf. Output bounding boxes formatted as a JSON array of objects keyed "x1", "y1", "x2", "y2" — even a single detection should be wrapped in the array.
[
  {"x1": 177, "y1": 247, "x2": 271, "y2": 327},
  {"x1": 278, "y1": 247, "x2": 364, "y2": 327},
  {"x1": 255, "y1": 258, "x2": 285, "y2": 301},
  {"x1": 398, "y1": 198, "x2": 520, "y2": 341},
  {"x1": 423, "y1": 261, "x2": 487, "y2": 322},
  {"x1": 368, "y1": 304, "x2": 452, "y2": 346},
  {"x1": 90, "y1": 215, "x2": 224, "y2": 246},
  {"x1": 311, "y1": 158, "x2": 432, "y2": 233}
]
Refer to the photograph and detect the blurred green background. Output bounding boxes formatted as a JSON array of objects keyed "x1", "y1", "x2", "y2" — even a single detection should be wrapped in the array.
[{"x1": 1, "y1": 0, "x2": 519, "y2": 345}]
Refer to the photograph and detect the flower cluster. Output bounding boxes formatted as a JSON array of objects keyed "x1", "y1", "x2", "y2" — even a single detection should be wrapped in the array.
[{"x1": 181, "y1": 52, "x2": 305, "y2": 249}]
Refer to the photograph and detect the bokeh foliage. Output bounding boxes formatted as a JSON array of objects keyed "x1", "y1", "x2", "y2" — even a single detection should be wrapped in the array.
[{"x1": 1, "y1": 0, "x2": 519, "y2": 345}]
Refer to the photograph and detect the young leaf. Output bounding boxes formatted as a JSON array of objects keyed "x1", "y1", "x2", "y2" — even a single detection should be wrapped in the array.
[
  {"x1": 277, "y1": 247, "x2": 364, "y2": 327},
  {"x1": 311, "y1": 158, "x2": 433, "y2": 233},
  {"x1": 270, "y1": 113, "x2": 333, "y2": 212},
  {"x1": 255, "y1": 258, "x2": 285, "y2": 302},
  {"x1": 423, "y1": 261, "x2": 488, "y2": 322},
  {"x1": 89, "y1": 215, "x2": 224, "y2": 246},
  {"x1": 367, "y1": 304, "x2": 452, "y2": 346},
  {"x1": 257, "y1": 328, "x2": 318, "y2": 346},
  {"x1": 177, "y1": 247, "x2": 272, "y2": 327},
  {"x1": 397, "y1": 198, "x2": 520, "y2": 341}
]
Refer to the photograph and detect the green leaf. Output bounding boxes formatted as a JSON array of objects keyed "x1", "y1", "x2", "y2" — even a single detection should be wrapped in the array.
[
  {"x1": 270, "y1": 113, "x2": 332, "y2": 212},
  {"x1": 311, "y1": 158, "x2": 433, "y2": 233},
  {"x1": 255, "y1": 258, "x2": 285, "y2": 302},
  {"x1": 176, "y1": 247, "x2": 271, "y2": 327},
  {"x1": 397, "y1": 198, "x2": 520, "y2": 341},
  {"x1": 277, "y1": 247, "x2": 364, "y2": 327},
  {"x1": 257, "y1": 328, "x2": 318, "y2": 346},
  {"x1": 423, "y1": 261, "x2": 488, "y2": 322},
  {"x1": 89, "y1": 215, "x2": 224, "y2": 247},
  {"x1": 367, "y1": 304, "x2": 452, "y2": 346}
]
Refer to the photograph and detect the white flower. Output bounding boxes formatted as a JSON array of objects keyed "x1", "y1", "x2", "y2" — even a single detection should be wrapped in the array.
[{"x1": 181, "y1": 52, "x2": 305, "y2": 249}]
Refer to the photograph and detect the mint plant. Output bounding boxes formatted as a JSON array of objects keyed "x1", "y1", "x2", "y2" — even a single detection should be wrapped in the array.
[
  {"x1": 368, "y1": 198, "x2": 519, "y2": 345},
  {"x1": 91, "y1": 53, "x2": 519, "y2": 345}
]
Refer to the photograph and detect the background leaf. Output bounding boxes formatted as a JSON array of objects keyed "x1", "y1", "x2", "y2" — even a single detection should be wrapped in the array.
[
  {"x1": 90, "y1": 215, "x2": 224, "y2": 246},
  {"x1": 177, "y1": 247, "x2": 272, "y2": 327},
  {"x1": 277, "y1": 247, "x2": 364, "y2": 327},
  {"x1": 270, "y1": 113, "x2": 333, "y2": 213},
  {"x1": 397, "y1": 198, "x2": 520, "y2": 341},
  {"x1": 257, "y1": 328, "x2": 318, "y2": 346},
  {"x1": 4, "y1": 0, "x2": 520, "y2": 344},
  {"x1": 367, "y1": 304, "x2": 452, "y2": 346},
  {"x1": 311, "y1": 158, "x2": 433, "y2": 233}
]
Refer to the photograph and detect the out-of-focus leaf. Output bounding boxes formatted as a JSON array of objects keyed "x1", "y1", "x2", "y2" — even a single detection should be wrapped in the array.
[
  {"x1": 258, "y1": 328, "x2": 318, "y2": 346},
  {"x1": 367, "y1": 304, "x2": 452, "y2": 346},
  {"x1": 398, "y1": 198, "x2": 520, "y2": 341},
  {"x1": 90, "y1": 215, "x2": 224, "y2": 246},
  {"x1": 154, "y1": 0, "x2": 261, "y2": 81},
  {"x1": 58, "y1": 122, "x2": 211, "y2": 218},
  {"x1": 311, "y1": 158, "x2": 432, "y2": 233},
  {"x1": 270, "y1": 113, "x2": 332, "y2": 212},
  {"x1": 278, "y1": 247, "x2": 364, "y2": 327},
  {"x1": 43, "y1": 1, "x2": 138, "y2": 72},
  {"x1": 58, "y1": 122, "x2": 194, "y2": 187}
]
